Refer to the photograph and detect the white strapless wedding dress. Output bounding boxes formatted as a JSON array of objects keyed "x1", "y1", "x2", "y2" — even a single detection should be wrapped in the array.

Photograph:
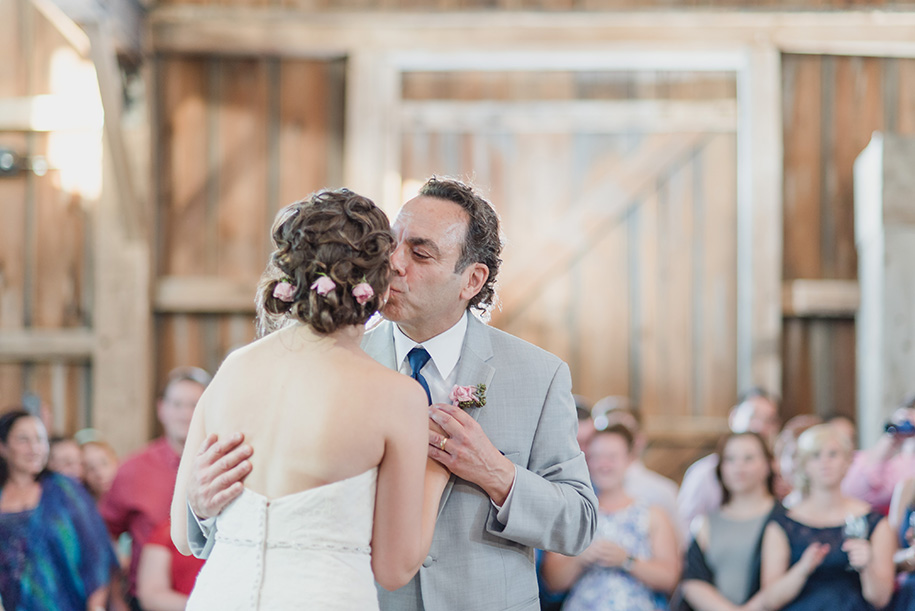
[{"x1": 187, "y1": 467, "x2": 380, "y2": 610}]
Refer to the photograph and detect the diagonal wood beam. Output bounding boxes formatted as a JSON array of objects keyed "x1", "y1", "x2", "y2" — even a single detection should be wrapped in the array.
[
  {"x1": 84, "y1": 20, "x2": 145, "y2": 241},
  {"x1": 493, "y1": 131, "x2": 707, "y2": 325}
]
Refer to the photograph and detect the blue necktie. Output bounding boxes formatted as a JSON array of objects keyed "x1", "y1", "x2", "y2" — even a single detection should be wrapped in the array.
[{"x1": 407, "y1": 347, "x2": 432, "y2": 406}]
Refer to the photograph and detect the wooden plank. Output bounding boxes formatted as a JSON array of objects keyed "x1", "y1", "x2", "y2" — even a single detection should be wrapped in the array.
[
  {"x1": 698, "y1": 133, "x2": 738, "y2": 420},
  {"x1": 662, "y1": 144, "x2": 695, "y2": 422},
  {"x1": 215, "y1": 58, "x2": 269, "y2": 280},
  {"x1": 781, "y1": 279, "x2": 860, "y2": 317},
  {"x1": 85, "y1": 20, "x2": 144, "y2": 240},
  {"x1": 276, "y1": 60, "x2": 340, "y2": 210},
  {"x1": 0, "y1": 328, "x2": 94, "y2": 361},
  {"x1": 158, "y1": 57, "x2": 210, "y2": 276},
  {"x1": 782, "y1": 54, "x2": 823, "y2": 280},
  {"x1": 148, "y1": 8, "x2": 915, "y2": 59},
  {"x1": 154, "y1": 276, "x2": 259, "y2": 313},
  {"x1": 898, "y1": 59, "x2": 915, "y2": 135},
  {"x1": 399, "y1": 99, "x2": 738, "y2": 133}
]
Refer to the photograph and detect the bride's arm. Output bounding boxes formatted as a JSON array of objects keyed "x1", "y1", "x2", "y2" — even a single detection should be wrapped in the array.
[
  {"x1": 372, "y1": 384, "x2": 441, "y2": 591},
  {"x1": 420, "y1": 456, "x2": 450, "y2": 552}
]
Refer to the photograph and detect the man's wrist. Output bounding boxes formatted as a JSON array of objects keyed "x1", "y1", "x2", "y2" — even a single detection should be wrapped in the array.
[{"x1": 484, "y1": 455, "x2": 516, "y2": 506}]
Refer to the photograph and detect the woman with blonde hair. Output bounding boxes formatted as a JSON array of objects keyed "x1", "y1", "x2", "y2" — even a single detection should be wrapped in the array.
[{"x1": 759, "y1": 424, "x2": 895, "y2": 610}]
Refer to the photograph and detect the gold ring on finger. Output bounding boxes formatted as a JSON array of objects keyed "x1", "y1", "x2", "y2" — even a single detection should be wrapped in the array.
[{"x1": 439, "y1": 438, "x2": 448, "y2": 451}]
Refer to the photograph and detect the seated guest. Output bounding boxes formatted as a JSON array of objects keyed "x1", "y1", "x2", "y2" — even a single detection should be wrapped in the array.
[
  {"x1": 0, "y1": 409, "x2": 118, "y2": 610},
  {"x1": 760, "y1": 424, "x2": 895, "y2": 611},
  {"x1": 679, "y1": 388, "x2": 781, "y2": 530},
  {"x1": 136, "y1": 520, "x2": 205, "y2": 611},
  {"x1": 773, "y1": 415, "x2": 823, "y2": 508},
  {"x1": 48, "y1": 435, "x2": 84, "y2": 480},
  {"x1": 82, "y1": 439, "x2": 120, "y2": 502},
  {"x1": 888, "y1": 476, "x2": 915, "y2": 609},
  {"x1": 681, "y1": 432, "x2": 779, "y2": 611},
  {"x1": 100, "y1": 366, "x2": 211, "y2": 609},
  {"x1": 842, "y1": 394, "x2": 915, "y2": 516},
  {"x1": 542, "y1": 424, "x2": 680, "y2": 610},
  {"x1": 593, "y1": 396, "x2": 684, "y2": 544}
]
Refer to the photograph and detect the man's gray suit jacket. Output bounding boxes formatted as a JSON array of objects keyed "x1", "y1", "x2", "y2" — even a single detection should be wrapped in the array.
[{"x1": 186, "y1": 314, "x2": 597, "y2": 611}]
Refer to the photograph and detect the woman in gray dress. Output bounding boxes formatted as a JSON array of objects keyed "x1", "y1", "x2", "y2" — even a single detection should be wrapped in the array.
[{"x1": 680, "y1": 432, "x2": 778, "y2": 611}]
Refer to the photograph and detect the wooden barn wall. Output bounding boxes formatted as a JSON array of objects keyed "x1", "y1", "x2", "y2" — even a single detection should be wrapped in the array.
[
  {"x1": 781, "y1": 54, "x2": 915, "y2": 429},
  {"x1": 0, "y1": 0, "x2": 94, "y2": 435},
  {"x1": 154, "y1": 55, "x2": 344, "y2": 418}
]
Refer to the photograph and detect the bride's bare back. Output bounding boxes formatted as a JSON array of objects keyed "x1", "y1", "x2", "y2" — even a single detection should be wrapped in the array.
[{"x1": 201, "y1": 323, "x2": 426, "y2": 500}]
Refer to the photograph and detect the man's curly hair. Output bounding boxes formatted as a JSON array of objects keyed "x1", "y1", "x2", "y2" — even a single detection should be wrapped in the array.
[{"x1": 418, "y1": 177, "x2": 503, "y2": 313}]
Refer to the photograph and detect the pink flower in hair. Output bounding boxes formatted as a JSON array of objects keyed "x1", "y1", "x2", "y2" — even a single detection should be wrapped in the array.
[
  {"x1": 273, "y1": 281, "x2": 297, "y2": 302},
  {"x1": 310, "y1": 275, "x2": 336, "y2": 296},
  {"x1": 352, "y1": 283, "x2": 374, "y2": 305}
]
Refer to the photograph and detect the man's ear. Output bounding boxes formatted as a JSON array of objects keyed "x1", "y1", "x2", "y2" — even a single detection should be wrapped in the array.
[{"x1": 460, "y1": 263, "x2": 490, "y2": 302}]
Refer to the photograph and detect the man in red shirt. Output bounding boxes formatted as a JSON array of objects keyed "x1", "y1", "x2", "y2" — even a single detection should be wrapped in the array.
[{"x1": 100, "y1": 366, "x2": 211, "y2": 610}]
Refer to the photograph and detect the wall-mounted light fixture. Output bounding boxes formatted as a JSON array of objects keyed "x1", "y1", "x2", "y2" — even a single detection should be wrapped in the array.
[{"x1": 0, "y1": 148, "x2": 49, "y2": 177}]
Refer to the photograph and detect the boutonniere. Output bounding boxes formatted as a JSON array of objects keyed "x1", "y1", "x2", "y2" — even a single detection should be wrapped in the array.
[{"x1": 450, "y1": 384, "x2": 487, "y2": 409}]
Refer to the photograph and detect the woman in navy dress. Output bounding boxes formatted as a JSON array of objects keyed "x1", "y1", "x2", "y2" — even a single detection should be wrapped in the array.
[{"x1": 760, "y1": 424, "x2": 895, "y2": 611}]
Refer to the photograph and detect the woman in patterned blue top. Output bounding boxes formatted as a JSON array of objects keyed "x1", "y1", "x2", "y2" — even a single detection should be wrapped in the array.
[
  {"x1": 760, "y1": 424, "x2": 895, "y2": 611},
  {"x1": 541, "y1": 424, "x2": 680, "y2": 611},
  {"x1": 0, "y1": 409, "x2": 118, "y2": 611}
]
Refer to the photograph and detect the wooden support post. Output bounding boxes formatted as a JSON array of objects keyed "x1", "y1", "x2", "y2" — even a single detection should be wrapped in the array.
[
  {"x1": 738, "y1": 46, "x2": 783, "y2": 395},
  {"x1": 855, "y1": 133, "x2": 915, "y2": 445}
]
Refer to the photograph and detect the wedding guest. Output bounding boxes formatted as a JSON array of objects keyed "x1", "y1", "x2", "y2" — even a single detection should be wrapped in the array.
[
  {"x1": 888, "y1": 476, "x2": 915, "y2": 609},
  {"x1": 0, "y1": 409, "x2": 118, "y2": 610},
  {"x1": 82, "y1": 439, "x2": 120, "y2": 501},
  {"x1": 592, "y1": 396, "x2": 684, "y2": 544},
  {"x1": 100, "y1": 366, "x2": 211, "y2": 609},
  {"x1": 759, "y1": 424, "x2": 895, "y2": 611},
  {"x1": 48, "y1": 435, "x2": 84, "y2": 480},
  {"x1": 136, "y1": 519, "x2": 205, "y2": 611},
  {"x1": 826, "y1": 414, "x2": 858, "y2": 450},
  {"x1": 542, "y1": 424, "x2": 680, "y2": 610},
  {"x1": 773, "y1": 415, "x2": 823, "y2": 507},
  {"x1": 842, "y1": 394, "x2": 915, "y2": 516},
  {"x1": 678, "y1": 388, "x2": 780, "y2": 530},
  {"x1": 680, "y1": 432, "x2": 779, "y2": 611}
]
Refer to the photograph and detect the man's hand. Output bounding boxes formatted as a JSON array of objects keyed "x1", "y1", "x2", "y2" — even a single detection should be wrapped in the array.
[
  {"x1": 428, "y1": 403, "x2": 515, "y2": 505},
  {"x1": 188, "y1": 433, "x2": 253, "y2": 520}
]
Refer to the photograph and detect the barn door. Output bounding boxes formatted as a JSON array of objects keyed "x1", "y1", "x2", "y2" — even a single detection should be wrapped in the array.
[{"x1": 345, "y1": 50, "x2": 781, "y2": 473}]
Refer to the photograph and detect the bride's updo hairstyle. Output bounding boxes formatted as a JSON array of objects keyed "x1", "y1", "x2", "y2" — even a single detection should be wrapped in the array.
[{"x1": 256, "y1": 189, "x2": 394, "y2": 337}]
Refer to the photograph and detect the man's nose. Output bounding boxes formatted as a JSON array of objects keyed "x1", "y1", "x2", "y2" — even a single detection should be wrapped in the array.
[{"x1": 391, "y1": 243, "x2": 407, "y2": 274}]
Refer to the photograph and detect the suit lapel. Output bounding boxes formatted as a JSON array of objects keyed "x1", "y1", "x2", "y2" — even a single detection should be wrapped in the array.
[
  {"x1": 437, "y1": 314, "x2": 496, "y2": 515},
  {"x1": 361, "y1": 319, "x2": 397, "y2": 371}
]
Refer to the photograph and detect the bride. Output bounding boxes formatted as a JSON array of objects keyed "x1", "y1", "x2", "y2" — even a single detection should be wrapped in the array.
[{"x1": 170, "y1": 189, "x2": 449, "y2": 609}]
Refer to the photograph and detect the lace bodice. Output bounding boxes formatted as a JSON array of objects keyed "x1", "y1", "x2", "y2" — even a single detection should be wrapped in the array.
[{"x1": 187, "y1": 467, "x2": 380, "y2": 610}]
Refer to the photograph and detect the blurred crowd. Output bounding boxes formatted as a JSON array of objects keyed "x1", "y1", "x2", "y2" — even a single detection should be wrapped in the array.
[{"x1": 4, "y1": 373, "x2": 915, "y2": 610}]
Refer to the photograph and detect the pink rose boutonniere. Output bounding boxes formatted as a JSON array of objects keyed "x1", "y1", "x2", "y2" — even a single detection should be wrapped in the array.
[{"x1": 450, "y1": 383, "x2": 487, "y2": 409}]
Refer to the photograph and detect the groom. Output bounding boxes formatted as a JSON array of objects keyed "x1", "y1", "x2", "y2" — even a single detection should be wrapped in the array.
[{"x1": 185, "y1": 177, "x2": 597, "y2": 610}]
